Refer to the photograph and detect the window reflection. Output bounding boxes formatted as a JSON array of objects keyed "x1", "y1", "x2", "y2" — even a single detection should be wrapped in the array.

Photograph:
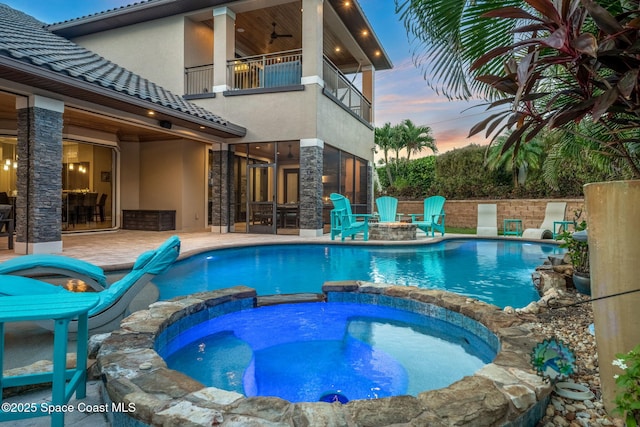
[
  {"x1": 322, "y1": 144, "x2": 369, "y2": 225},
  {"x1": 0, "y1": 138, "x2": 18, "y2": 196},
  {"x1": 62, "y1": 141, "x2": 114, "y2": 231}
]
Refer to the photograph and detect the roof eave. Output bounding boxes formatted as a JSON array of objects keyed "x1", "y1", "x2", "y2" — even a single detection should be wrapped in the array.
[{"x1": 0, "y1": 56, "x2": 246, "y2": 138}]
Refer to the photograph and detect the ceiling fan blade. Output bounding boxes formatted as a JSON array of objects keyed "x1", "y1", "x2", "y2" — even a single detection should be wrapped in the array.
[{"x1": 269, "y1": 22, "x2": 293, "y2": 41}]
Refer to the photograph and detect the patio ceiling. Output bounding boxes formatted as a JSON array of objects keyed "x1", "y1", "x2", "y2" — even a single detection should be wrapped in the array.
[
  {"x1": 196, "y1": 1, "x2": 385, "y2": 73},
  {"x1": 232, "y1": 2, "x2": 366, "y2": 70},
  {"x1": 0, "y1": 91, "x2": 214, "y2": 143},
  {"x1": 49, "y1": 0, "x2": 392, "y2": 72}
]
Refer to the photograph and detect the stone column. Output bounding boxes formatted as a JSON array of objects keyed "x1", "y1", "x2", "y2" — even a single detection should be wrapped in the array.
[
  {"x1": 209, "y1": 145, "x2": 232, "y2": 232},
  {"x1": 299, "y1": 138, "x2": 323, "y2": 237},
  {"x1": 212, "y1": 7, "x2": 235, "y2": 93},
  {"x1": 15, "y1": 95, "x2": 64, "y2": 254},
  {"x1": 584, "y1": 180, "x2": 640, "y2": 413}
]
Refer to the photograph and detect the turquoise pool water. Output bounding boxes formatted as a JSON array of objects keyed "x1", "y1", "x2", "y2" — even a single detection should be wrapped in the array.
[
  {"x1": 160, "y1": 302, "x2": 496, "y2": 402},
  {"x1": 154, "y1": 239, "x2": 562, "y2": 308}
]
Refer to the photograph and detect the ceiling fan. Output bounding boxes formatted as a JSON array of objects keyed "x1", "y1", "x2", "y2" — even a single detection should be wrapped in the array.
[{"x1": 269, "y1": 22, "x2": 292, "y2": 44}]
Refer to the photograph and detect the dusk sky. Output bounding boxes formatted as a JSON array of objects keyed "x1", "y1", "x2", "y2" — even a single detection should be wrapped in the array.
[{"x1": 2, "y1": 0, "x2": 492, "y2": 154}]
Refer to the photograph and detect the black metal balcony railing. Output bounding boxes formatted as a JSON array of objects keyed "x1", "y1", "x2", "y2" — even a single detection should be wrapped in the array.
[
  {"x1": 227, "y1": 50, "x2": 303, "y2": 91},
  {"x1": 184, "y1": 64, "x2": 214, "y2": 95},
  {"x1": 323, "y1": 57, "x2": 371, "y2": 123}
]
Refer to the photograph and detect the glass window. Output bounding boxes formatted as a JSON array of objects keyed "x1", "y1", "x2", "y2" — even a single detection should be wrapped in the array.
[
  {"x1": 322, "y1": 145, "x2": 339, "y2": 203},
  {"x1": 62, "y1": 141, "x2": 115, "y2": 231},
  {"x1": 323, "y1": 144, "x2": 370, "y2": 220},
  {"x1": 0, "y1": 137, "x2": 18, "y2": 197}
]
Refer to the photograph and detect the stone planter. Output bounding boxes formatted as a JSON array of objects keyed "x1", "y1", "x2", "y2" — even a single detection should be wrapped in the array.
[
  {"x1": 584, "y1": 180, "x2": 640, "y2": 413},
  {"x1": 572, "y1": 273, "x2": 591, "y2": 296}
]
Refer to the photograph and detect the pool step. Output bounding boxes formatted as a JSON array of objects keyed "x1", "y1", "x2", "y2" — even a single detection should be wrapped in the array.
[{"x1": 257, "y1": 293, "x2": 326, "y2": 307}]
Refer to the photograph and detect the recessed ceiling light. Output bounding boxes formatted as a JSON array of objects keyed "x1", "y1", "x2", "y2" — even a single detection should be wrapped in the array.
[
  {"x1": 148, "y1": 110, "x2": 155, "y2": 116},
  {"x1": 362, "y1": 30, "x2": 369, "y2": 37},
  {"x1": 335, "y1": 47, "x2": 341, "y2": 52},
  {"x1": 237, "y1": 28, "x2": 245, "y2": 33}
]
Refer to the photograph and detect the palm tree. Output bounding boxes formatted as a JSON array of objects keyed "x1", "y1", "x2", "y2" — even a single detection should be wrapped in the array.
[
  {"x1": 374, "y1": 122, "x2": 396, "y2": 184},
  {"x1": 374, "y1": 123, "x2": 394, "y2": 166},
  {"x1": 394, "y1": 0, "x2": 524, "y2": 100},
  {"x1": 391, "y1": 123, "x2": 405, "y2": 167},
  {"x1": 397, "y1": 119, "x2": 437, "y2": 161}
]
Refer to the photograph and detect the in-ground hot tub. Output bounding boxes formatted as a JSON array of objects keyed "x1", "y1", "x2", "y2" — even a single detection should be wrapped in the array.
[
  {"x1": 97, "y1": 282, "x2": 553, "y2": 426},
  {"x1": 158, "y1": 301, "x2": 497, "y2": 403}
]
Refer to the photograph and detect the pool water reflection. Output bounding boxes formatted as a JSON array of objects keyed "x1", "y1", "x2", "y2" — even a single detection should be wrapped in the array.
[{"x1": 154, "y1": 239, "x2": 562, "y2": 308}]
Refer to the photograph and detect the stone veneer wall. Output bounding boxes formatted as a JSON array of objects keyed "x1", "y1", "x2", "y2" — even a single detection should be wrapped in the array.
[
  {"x1": 209, "y1": 149, "x2": 232, "y2": 229},
  {"x1": 16, "y1": 106, "x2": 63, "y2": 244},
  {"x1": 396, "y1": 199, "x2": 585, "y2": 231},
  {"x1": 97, "y1": 283, "x2": 552, "y2": 427},
  {"x1": 299, "y1": 144, "x2": 323, "y2": 230}
]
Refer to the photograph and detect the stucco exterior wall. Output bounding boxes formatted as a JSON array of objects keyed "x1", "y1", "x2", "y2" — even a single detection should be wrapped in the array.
[
  {"x1": 72, "y1": 15, "x2": 186, "y2": 94},
  {"x1": 184, "y1": 18, "x2": 213, "y2": 69},
  {"x1": 197, "y1": 89, "x2": 314, "y2": 142},
  {"x1": 199, "y1": 85, "x2": 374, "y2": 164},
  {"x1": 139, "y1": 139, "x2": 208, "y2": 232},
  {"x1": 119, "y1": 141, "x2": 141, "y2": 213},
  {"x1": 395, "y1": 199, "x2": 586, "y2": 230},
  {"x1": 316, "y1": 90, "x2": 374, "y2": 160}
]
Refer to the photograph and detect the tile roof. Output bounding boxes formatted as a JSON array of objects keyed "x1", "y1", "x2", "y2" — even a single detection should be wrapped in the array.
[{"x1": 0, "y1": 3, "x2": 245, "y2": 136}]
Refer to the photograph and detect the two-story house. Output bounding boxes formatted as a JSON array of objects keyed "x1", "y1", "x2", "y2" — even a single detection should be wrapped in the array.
[{"x1": 0, "y1": 0, "x2": 391, "y2": 253}]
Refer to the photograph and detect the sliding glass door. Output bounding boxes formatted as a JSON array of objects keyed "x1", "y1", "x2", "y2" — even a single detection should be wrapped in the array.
[{"x1": 247, "y1": 163, "x2": 275, "y2": 234}]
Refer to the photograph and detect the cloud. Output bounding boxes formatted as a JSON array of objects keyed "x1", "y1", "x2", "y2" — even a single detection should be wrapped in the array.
[{"x1": 374, "y1": 58, "x2": 492, "y2": 152}]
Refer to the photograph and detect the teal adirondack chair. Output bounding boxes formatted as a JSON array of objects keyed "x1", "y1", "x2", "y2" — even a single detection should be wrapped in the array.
[
  {"x1": 375, "y1": 196, "x2": 399, "y2": 222},
  {"x1": 410, "y1": 196, "x2": 446, "y2": 237},
  {"x1": 330, "y1": 193, "x2": 371, "y2": 241}
]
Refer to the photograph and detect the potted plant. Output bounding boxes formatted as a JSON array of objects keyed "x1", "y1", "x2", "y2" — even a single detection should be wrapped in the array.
[{"x1": 557, "y1": 215, "x2": 590, "y2": 296}]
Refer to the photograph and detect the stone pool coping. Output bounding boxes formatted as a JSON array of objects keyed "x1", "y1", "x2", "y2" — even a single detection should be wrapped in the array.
[{"x1": 97, "y1": 282, "x2": 553, "y2": 427}]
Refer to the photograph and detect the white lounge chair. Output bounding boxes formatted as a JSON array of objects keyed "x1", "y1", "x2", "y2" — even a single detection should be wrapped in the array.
[
  {"x1": 477, "y1": 204, "x2": 498, "y2": 237},
  {"x1": 522, "y1": 202, "x2": 567, "y2": 239}
]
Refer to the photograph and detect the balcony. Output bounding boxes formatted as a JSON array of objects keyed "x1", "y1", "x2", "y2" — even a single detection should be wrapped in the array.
[
  {"x1": 184, "y1": 50, "x2": 372, "y2": 124},
  {"x1": 226, "y1": 50, "x2": 303, "y2": 91},
  {"x1": 184, "y1": 64, "x2": 214, "y2": 98},
  {"x1": 322, "y1": 57, "x2": 371, "y2": 124}
]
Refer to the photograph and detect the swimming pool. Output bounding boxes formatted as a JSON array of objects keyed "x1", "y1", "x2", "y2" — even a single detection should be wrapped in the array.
[
  {"x1": 154, "y1": 239, "x2": 562, "y2": 308},
  {"x1": 160, "y1": 302, "x2": 496, "y2": 402}
]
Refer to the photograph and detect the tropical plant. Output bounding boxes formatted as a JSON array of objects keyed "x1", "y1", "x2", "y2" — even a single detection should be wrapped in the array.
[
  {"x1": 375, "y1": 122, "x2": 396, "y2": 184},
  {"x1": 396, "y1": 119, "x2": 437, "y2": 161},
  {"x1": 395, "y1": 0, "x2": 525, "y2": 100},
  {"x1": 613, "y1": 344, "x2": 640, "y2": 427},
  {"x1": 391, "y1": 123, "x2": 405, "y2": 166},
  {"x1": 434, "y1": 144, "x2": 512, "y2": 198},
  {"x1": 468, "y1": 0, "x2": 640, "y2": 179},
  {"x1": 486, "y1": 129, "x2": 543, "y2": 187},
  {"x1": 557, "y1": 213, "x2": 589, "y2": 276}
]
